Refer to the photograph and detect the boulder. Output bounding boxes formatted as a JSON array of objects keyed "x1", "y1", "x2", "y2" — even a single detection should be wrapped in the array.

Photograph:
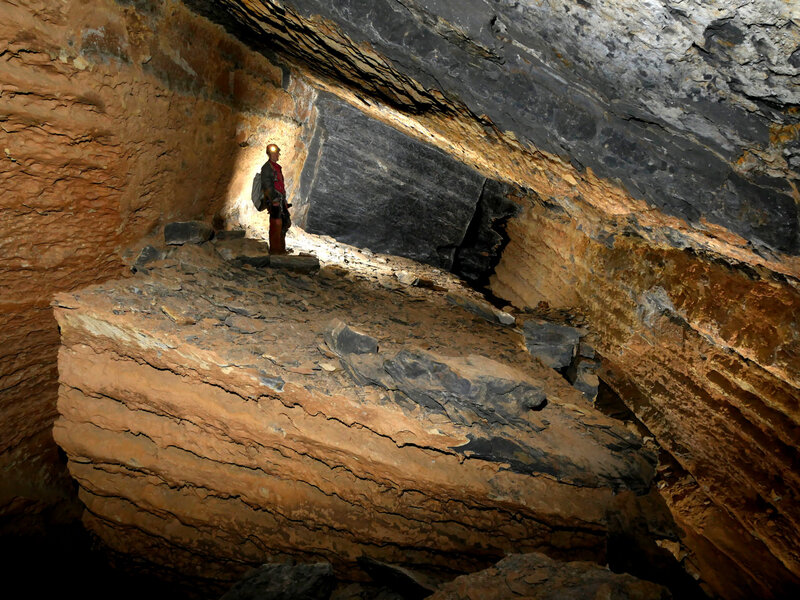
[
  {"x1": 214, "y1": 237, "x2": 271, "y2": 267},
  {"x1": 521, "y1": 319, "x2": 585, "y2": 370},
  {"x1": 164, "y1": 221, "x2": 213, "y2": 245},
  {"x1": 429, "y1": 553, "x2": 671, "y2": 600},
  {"x1": 446, "y1": 293, "x2": 515, "y2": 326},
  {"x1": 324, "y1": 320, "x2": 379, "y2": 356},
  {"x1": 294, "y1": 92, "x2": 485, "y2": 270},
  {"x1": 132, "y1": 245, "x2": 167, "y2": 271},
  {"x1": 52, "y1": 256, "x2": 657, "y2": 585},
  {"x1": 566, "y1": 355, "x2": 601, "y2": 402}
]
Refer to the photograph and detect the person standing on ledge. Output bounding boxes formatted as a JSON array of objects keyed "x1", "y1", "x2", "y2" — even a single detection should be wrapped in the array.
[{"x1": 260, "y1": 143, "x2": 291, "y2": 254}]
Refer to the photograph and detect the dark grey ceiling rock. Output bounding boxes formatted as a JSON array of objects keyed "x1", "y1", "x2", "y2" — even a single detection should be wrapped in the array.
[
  {"x1": 183, "y1": 0, "x2": 800, "y2": 255},
  {"x1": 295, "y1": 91, "x2": 486, "y2": 268}
]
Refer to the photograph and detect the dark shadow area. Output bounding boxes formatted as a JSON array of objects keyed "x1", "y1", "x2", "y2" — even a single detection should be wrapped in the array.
[
  {"x1": 452, "y1": 180, "x2": 520, "y2": 292},
  {"x1": 0, "y1": 524, "x2": 195, "y2": 600}
]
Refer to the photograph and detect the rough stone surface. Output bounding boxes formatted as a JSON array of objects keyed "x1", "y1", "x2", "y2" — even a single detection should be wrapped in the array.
[
  {"x1": 295, "y1": 92, "x2": 485, "y2": 269},
  {"x1": 268, "y1": 254, "x2": 321, "y2": 273},
  {"x1": 0, "y1": 0, "x2": 315, "y2": 528},
  {"x1": 164, "y1": 221, "x2": 214, "y2": 245},
  {"x1": 191, "y1": 0, "x2": 800, "y2": 255},
  {"x1": 52, "y1": 243, "x2": 658, "y2": 583},
  {"x1": 214, "y1": 237, "x2": 272, "y2": 268},
  {"x1": 429, "y1": 553, "x2": 671, "y2": 600},
  {"x1": 220, "y1": 562, "x2": 335, "y2": 600},
  {"x1": 4, "y1": 3, "x2": 798, "y2": 600},
  {"x1": 492, "y1": 194, "x2": 800, "y2": 599}
]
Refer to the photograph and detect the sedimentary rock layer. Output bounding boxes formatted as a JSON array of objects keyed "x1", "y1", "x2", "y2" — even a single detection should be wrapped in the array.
[
  {"x1": 53, "y1": 242, "x2": 655, "y2": 582},
  {"x1": 492, "y1": 194, "x2": 800, "y2": 599},
  {"x1": 0, "y1": 0, "x2": 314, "y2": 523}
]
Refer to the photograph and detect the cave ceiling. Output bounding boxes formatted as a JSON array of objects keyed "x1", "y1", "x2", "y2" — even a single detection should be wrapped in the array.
[{"x1": 183, "y1": 0, "x2": 800, "y2": 257}]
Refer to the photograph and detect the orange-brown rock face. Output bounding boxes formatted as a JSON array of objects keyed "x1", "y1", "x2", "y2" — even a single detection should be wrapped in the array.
[
  {"x1": 492, "y1": 195, "x2": 800, "y2": 599},
  {"x1": 52, "y1": 242, "x2": 656, "y2": 585},
  {"x1": 0, "y1": 0, "x2": 315, "y2": 524}
]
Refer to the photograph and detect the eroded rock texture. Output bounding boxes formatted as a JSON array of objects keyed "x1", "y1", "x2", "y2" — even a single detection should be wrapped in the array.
[
  {"x1": 0, "y1": 0, "x2": 314, "y2": 525},
  {"x1": 53, "y1": 242, "x2": 656, "y2": 584},
  {"x1": 492, "y1": 194, "x2": 800, "y2": 599},
  {"x1": 295, "y1": 92, "x2": 485, "y2": 269}
]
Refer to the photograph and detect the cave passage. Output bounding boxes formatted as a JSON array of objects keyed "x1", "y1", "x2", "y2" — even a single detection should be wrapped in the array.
[{"x1": 3, "y1": 1, "x2": 799, "y2": 599}]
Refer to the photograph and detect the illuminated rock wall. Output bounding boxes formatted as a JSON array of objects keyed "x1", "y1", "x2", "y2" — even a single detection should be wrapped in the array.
[{"x1": 0, "y1": 0, "x2": 314, "y2": 526}]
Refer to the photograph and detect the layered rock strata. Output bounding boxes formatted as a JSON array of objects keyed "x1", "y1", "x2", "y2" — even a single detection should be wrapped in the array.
[
  {"x1": 492, "y1": 195, "x2": 800, "y2": 599},
  {"x1": 0, "y1": 0, "x2": 314, "y2": 523},
  {"x1": 53, "y1": 242, "x2": 656, "y2": 583}
]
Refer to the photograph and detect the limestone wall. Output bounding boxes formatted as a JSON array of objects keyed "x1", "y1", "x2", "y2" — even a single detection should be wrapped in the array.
[
  {"x1": 491, "y1": 195, "x2": 800, "y2": 599},
  {"x1": 0, "y1": 0, "x2": 313, "y2": 526}
]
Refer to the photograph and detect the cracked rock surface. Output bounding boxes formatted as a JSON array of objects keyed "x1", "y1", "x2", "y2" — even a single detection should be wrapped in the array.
[{"x1": 53, "y1": 241, "x2": 655, "y2": 583}]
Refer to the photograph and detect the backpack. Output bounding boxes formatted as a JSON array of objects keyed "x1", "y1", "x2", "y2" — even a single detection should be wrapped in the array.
[{"x1": 251, "y1": 172, "x2": 263, "y2": 211}]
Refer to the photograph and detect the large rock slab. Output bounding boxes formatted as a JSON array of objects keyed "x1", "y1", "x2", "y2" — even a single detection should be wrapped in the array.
[
  {"x1": 295, "y1": 92, "x2": 485, "y2": 269},
  {"x1": 52, "y1": 243, "x2": 657, "y2": 585},
  {"x1": 214, "y1": 237, "x2": 272, "y2": 267}
]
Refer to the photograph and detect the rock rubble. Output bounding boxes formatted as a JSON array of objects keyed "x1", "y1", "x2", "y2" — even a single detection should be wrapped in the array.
[{"x1": 429, "y1": 553, "x2": 671, "y2": 600}]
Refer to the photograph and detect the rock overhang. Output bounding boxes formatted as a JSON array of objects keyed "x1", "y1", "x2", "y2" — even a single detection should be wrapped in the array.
[{"x1": 183, "y1": 0, "x2": 800, "y2": 256}]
